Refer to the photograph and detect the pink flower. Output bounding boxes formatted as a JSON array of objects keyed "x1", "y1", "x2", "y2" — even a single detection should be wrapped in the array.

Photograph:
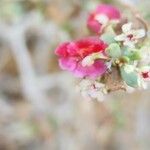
[
  {"x1": 87, "y1": 4, "x2": 121, "y2": 33},
  {"x1": 55, "y1": 37, "x2": 108, "y2": 78}
]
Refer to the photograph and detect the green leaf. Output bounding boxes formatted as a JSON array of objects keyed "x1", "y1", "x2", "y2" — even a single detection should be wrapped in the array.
[
  {"x1": 106, "y1": 43, "x2": 121, "y2": 58},
  {"x1": 101, "y1": 34, "x2": 115, "y2": 44},
  {"x1": 120, "y1": 66, "x2": 139, "y2": 87},
  {"x1": 123, "y1": 48, "x2": 141, "y2": 61},
  {"x1": 128, "y1": 51, "x2": 141, "y2": 61}
]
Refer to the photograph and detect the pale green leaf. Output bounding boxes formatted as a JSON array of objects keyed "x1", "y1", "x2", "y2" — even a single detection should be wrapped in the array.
[
  {"x1": 101, "y1": 34, "x2": 115, "y2": 44},
  {"x1": 106, "y1": 43, "x2": 121, "y2": 58},
  {"x1": 120, "y1": 66, "x2": 139, "y2": 87}
]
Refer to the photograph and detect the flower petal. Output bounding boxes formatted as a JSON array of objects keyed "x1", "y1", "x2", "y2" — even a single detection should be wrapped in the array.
[
  {"x1": 134, "y1": 29, "x2": 146, "y2": 39},
  {"x1": 76, "y1": 37, "x2": 108, "y2": 57},
  {"x1": 82, "y1": 55, "x2": 94, "y2": 67},
  {"x1": 122, "y1": 22, "x2": 132, "y2": 33},
  {"x1": 73, "y1": 60, "x2": 107, "y2": 78},
  {"x1": 123, "y1": 40, "x2": 135, "y2": 48},
  {"x1": 94, "y1": 14, "x2": 109, "y2": 25},
  {"x1": 55, "y1": 42, "x2": 70, "y2": 57},
  {"x1": 82, "y1": 52, "x2": 108, "y2": 67},
  {"x1": 67, "y1": 42, "x2": 79, "y2": 56},
  {"x1": 115, "y1": 34, "x2": 126, "y2": 41},
  {"x1": 59, "y1": 58, "x2": 77, "y2": 71},
  {"x1": 96, "y1": 4, "x2": 121, "y2": 19},
  {"x1": 87, "y1": 14, "x2": 102, "y2": 33}
]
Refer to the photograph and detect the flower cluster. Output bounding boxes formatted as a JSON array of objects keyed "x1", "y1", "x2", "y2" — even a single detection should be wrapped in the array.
[{"x1": 55, "y1": 4, "x2": 150, "y2": 101}]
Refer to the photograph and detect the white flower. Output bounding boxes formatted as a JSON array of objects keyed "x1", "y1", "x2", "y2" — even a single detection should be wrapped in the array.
[
  {"x1": 132, "y1": 66, "x2": 150, "y2": 89},
  {"x1": 77, "y1": 79, "x2": 106, "y2": 101},
  {"x1": 135, "y1": 69, "x2": 147, "y2": 89},
  {"x1": 115, "y1": 22, "x2": 145, "y2": 48},
  {"x1": 137, "y1": 76, "x2": 148, "y2": 89}
]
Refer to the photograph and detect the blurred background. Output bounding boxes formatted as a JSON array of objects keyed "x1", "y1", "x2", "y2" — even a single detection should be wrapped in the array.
[{"x1": 0, "y1": 0, "x2": 150, "y2": 150}]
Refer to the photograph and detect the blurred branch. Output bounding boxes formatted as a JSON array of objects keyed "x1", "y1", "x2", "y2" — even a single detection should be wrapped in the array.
[{"x1": 0, "y1": 13, "x2": 49, "y2": 113}]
